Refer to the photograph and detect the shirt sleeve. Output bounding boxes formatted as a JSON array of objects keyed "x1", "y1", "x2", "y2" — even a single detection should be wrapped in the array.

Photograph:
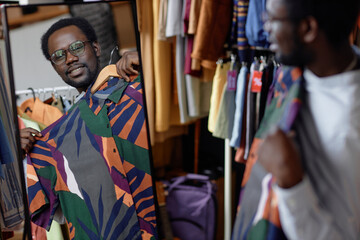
[
  {"x1": 273, "y1": 175, "x2": 342, "y2": 240},
  {"x1": 27, "y1": 140, "x2": 59, "y2": 231}
]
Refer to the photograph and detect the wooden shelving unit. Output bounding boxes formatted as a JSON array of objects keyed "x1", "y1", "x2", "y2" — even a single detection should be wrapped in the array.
[{"x1": 5, "y1": 5, "x2": 69, "y2": 29}]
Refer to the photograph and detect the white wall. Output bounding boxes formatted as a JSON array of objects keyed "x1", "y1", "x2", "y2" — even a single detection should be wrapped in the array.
[
  {"x1": 10, "y1": 13, "x2": 71, "y2": 90},
  {"x1": 8, "y1": 13, "x2": 82, "y2": 104}
]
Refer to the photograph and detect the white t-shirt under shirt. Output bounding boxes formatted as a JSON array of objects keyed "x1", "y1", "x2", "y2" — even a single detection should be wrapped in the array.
[{"x1": 274, "y1": 63, "x2": 360, "y2": 239}]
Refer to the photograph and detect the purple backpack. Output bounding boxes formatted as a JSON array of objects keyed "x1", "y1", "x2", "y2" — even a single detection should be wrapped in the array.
[{"x1": 166, "y1": 173, "x2": 217, "y2": 240}]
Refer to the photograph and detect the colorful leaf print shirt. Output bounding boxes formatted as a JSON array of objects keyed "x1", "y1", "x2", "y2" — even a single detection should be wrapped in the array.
[{"x1": 27, "y1": 75, "x2": 157, "y2": 240}]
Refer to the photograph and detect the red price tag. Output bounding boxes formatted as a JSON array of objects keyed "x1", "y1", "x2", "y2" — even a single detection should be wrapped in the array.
[{"x1": 251, "y1": 70, "x2": 263, "y2": 93}]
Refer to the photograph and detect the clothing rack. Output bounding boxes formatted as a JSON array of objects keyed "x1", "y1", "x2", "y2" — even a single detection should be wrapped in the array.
[
  {"x1": 220, "y1": 51, "x2": 276, "y2": 240},
  {"x1": 215, "y1": 55, "x2": 237, "y2": 240},
  {"x1": 15, "y1": 86, "x2": 79, "y2": 106},
  {"x1": 224, "y1": 139, "x2": 232, "y2": 240},
  {"x1": 15, "y1": 86, "x2": 77, "y2": 96}
]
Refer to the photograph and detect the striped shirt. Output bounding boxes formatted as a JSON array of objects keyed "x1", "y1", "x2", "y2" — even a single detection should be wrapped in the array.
[{"x1": 27, "y1": 75, "x2": 157, "y2": 240}]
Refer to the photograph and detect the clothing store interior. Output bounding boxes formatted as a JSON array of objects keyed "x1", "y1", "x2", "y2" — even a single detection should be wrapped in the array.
[{"x1": 0, "y1": 0, "x2": 359, "y2": 239}]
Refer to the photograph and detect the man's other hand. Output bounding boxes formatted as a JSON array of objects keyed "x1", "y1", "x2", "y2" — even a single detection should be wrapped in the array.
[
  {"x1": 20, "y1": 128, "x2": 42, "y2": 156},
  {"x1": 257, "y1": 127, "x2": 304, "y2": 189},
  {"x1": 116, "y1": 51, "x2": 139, "y2": 82}
]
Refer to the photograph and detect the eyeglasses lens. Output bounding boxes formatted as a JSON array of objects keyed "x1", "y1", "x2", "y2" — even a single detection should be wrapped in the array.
[
  {"x1": 51, "y1": 41, "x2": 86, "y2": 65},
  {"x1": 69, "y1": 41, "x2": 85, "y2": 56}
]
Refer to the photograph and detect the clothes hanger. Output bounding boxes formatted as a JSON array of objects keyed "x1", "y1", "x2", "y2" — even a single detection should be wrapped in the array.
[
  {"x1": 27, "y1": 87, "x2": 36, "y2": 101},
  {"x1": 53, "y1": 88, "x2": 58, "y2": 99},
  {"x1": 41, "y1": 88, "x2": 46, "y2": 101},
  {"x1": 90, "y1": 64, "x2": 120, "y2": 94},
  {"x1": 108, "y1": 45, "x2": 119, "y2": 65},
  {"x1": 216, "y1": 57, "x2": 232, "y2": 69},
  {"x1": 91, "y1": 44, "x2": 122, "y2": 94}
]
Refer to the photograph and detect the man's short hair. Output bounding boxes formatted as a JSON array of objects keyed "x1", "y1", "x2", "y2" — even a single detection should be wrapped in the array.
[
  {"x1": 284, "y1": 0, "x2": 360, "y2": 46},
  {"x1": 41, "y1": 17, "x2": 98, "y2": 60}
]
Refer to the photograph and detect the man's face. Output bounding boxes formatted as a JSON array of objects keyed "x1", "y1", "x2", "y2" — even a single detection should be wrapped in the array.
[
  {"x1": 265, "y1": 0, "x2": 312, "y2": 66},
  {"x1": 48, "y1": 25, "x2": 100, "y2": 92}
]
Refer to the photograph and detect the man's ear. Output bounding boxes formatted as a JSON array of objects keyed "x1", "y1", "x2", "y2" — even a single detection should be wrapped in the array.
[
  {"x1": 92, "y1": 41, "x2": 101, "y2": 57},
  {"x1": 299, "y1": 16, "x2": 319, "y2": 44}
]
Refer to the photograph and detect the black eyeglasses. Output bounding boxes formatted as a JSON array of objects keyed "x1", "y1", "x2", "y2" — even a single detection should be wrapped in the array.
[{"x1": 49, "y1": 40, "x2": 91, "y2": 65}]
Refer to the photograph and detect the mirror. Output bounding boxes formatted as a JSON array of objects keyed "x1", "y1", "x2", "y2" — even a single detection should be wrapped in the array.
[
  {"x1": 0, "y1": 48, "x2": 26, "y2": 238},
  {"x1": 1, "y1": 1, "x2": 157, "y2": 239}
]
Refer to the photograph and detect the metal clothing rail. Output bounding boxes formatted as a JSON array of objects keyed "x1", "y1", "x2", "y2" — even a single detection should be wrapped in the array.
[
  {"x1": 224, "y1": 139, "x2": 232, "y2": 240},
  {"x1": 15, "y1": 86, "x2": 76, "y2": 96}
]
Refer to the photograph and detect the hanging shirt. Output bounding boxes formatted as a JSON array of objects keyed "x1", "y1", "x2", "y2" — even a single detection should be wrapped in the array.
[
  {"x1": 245, "y1": 0, "x2": 269, "y2": 48},
  {"x1": 191, "y1": 0, "x2": 233, "y2": 69},
  {"x1": 19, "y1": 116, "x2": 41, "y2": 132},
  {"x1": 230, "y1": 65, "x2": 249, "y2": 148},
  {"x1": 158, "y1": 0, "x2": 169, "y2": 41},
  {"x1": 168, "y1": 0, "x2": 195, "y2": 124},
  {"x1": 188, "y1": 0, "x2": 201, "y2": 35},
  {"x1": 165, "y1": 0, "x2": 184, "y2": 38},
  {"x1": 20, "y1": 97, "x2": 64, "y2": 127},
  {"x1": 27, "y1": 76, "x2": 157, "y2": 240},
  {"x1": 259, "y1": 61, "x2": 275, "y2": 124},
  {"x1": 213, "y1": 59, "x2": 238, "y2": 139},
  {"x1": 208, "y1": 62, "x2": 231, "y2": 133},
  {"x1": 153, "y1": 0, "x2": 176, "y2": 132},
  {"x1": 19, "y1": 112, "x2": 47, "y2": 131},
  {"x1": 243, "y1": 60, "x2": 259, "y2": 159}
]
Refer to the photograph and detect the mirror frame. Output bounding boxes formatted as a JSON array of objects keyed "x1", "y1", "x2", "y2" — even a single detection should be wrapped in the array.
[
  {"x1": 1, "y1": 4, "x2": 31, "y2": 239},
  {"x1": 1, "y1": 0, "x2": 158, "y2": 238}
]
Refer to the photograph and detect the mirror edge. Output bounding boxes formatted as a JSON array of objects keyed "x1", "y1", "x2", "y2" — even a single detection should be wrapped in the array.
[
  {"x1": 2, "y1": 1, "x2": 159, "y2": 238},
  {"x1": 130, "y1": 1, "x2": 161, "y2": 238},
  {"x1": 1, "y1": 4, "x2": 32, "y2": 240}
]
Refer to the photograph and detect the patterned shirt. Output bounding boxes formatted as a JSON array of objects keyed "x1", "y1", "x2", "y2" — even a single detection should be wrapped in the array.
[
  {"x1": 232, "y1": 66, "x2": 303, "y2": 240},
  {"x1": 27, "y1": 75, "x2": 157, "y2": 240},
  {"x1": 233, "y1": 49, "x2": 360, "y2": 240}
]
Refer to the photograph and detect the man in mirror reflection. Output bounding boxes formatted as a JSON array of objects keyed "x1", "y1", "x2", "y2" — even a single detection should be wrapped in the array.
[
  {"x1": 233, "y1": 0, "x2": 360, "y2": 239},
  {"x1": 18, "y1": 17, "x2": 155, "y2": 239},
  {"x1": 20, "y1": 17, "x2": 139, "y2": 154}
]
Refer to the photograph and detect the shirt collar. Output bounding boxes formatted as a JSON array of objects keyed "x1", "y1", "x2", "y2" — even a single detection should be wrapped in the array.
[{"x1": 78, "y1": 76, "x2": 128, "y2": 115}]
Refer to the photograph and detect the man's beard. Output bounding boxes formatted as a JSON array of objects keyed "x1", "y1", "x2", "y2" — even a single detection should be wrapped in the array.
[
  {"x1": 64, "y1": 61, "x2": 100, "y2": 90},
  {"x1": 275, "y1": 38, "x2": 314, "y2": 67}
]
